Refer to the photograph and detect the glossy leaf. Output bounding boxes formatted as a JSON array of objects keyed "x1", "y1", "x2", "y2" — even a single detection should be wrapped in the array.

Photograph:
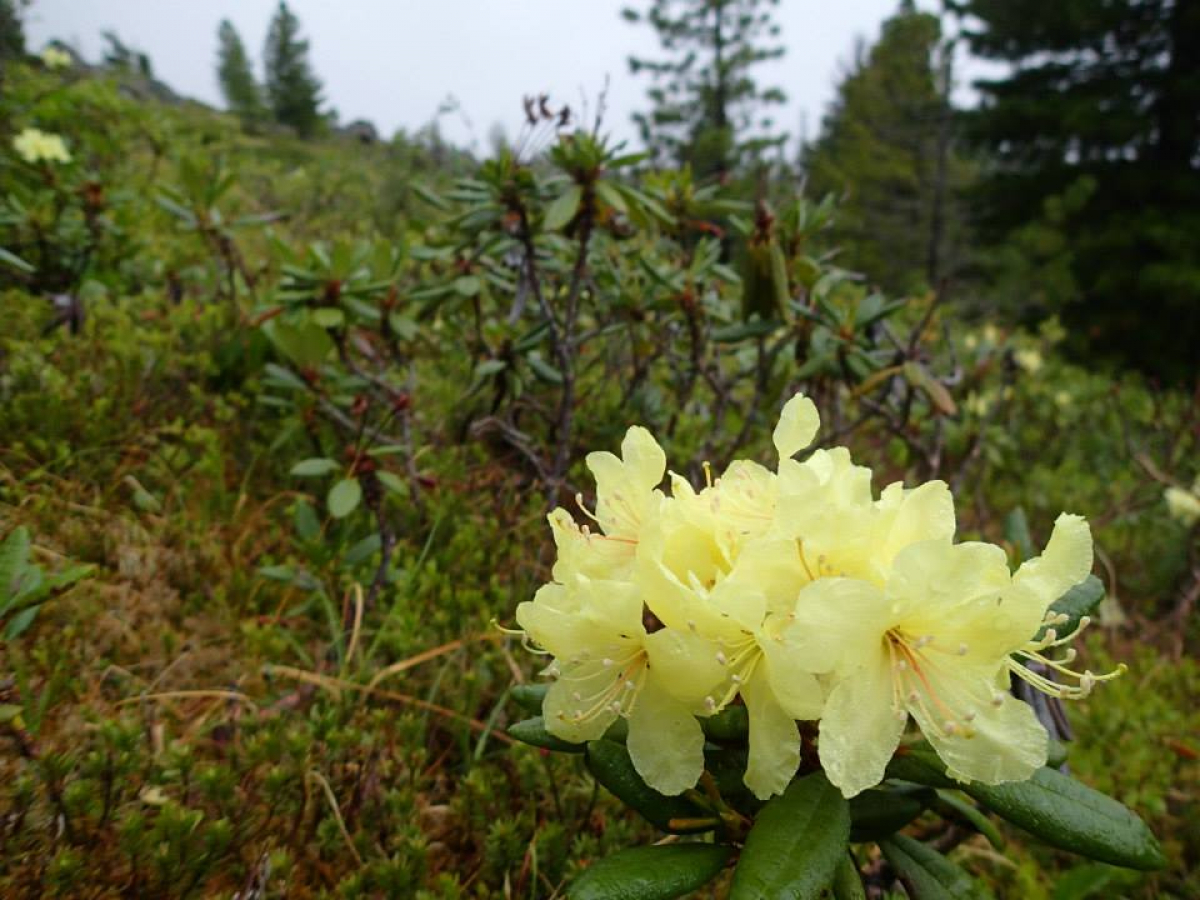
[
  {"x1": 880, "y1": 834, "x2": 979, "y2": 899},
  {"x1": 730, "y1": 771, "x2": 850, "y2": 899},
  {"x1": 567, "y1": 844, "x2": 732, "y2": 900},
  {"x1": 849, "y1": 786, "x2": 931, "y2": 841},
  {"x1": 966, "y1": 767, "x2": 1165, "y2": 870},
  {"x1": 585, "y1": 740, "x2": 710, "y2": 832},
  {"x1": 290, "y1": 458, "x2": 339, "y2": 477},
  {"x1": 507, "y1": 716, "x2": 584, "y2": 753},
  {"x1": 544, "y1": 185, "x2": 582, "y2": 231}
]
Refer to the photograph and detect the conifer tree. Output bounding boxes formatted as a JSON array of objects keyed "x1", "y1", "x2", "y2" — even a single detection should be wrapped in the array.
[
  {"x1": 217, "y1": 19, "x2": 263, "y2": 124},
  {"x1": 0, "y1": 0, "x2": 27, "y2": 63},
  {"x1": 803, "y1": 2, "x2": 966, "y2": 295},
  {"x1": 951, "y1": 0, "x2": 1200, "y2": 381},
  {"x1": 263, "y1": 2, "x2": 323, "y2": 137},
  {"x1": 624, "y1": 0, "x2": 787, "y2": 180}
]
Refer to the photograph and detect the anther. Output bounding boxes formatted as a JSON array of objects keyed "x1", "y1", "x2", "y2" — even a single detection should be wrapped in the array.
[
  {"x1": 716, "y1": 652, "x2": 728, "y2": 665},
  {"x1": 958, "y1": 643, "x2": 969, "y2": 656},
  {"x1": 602, "y1": 658, "x2": 614, "y2": 668}
]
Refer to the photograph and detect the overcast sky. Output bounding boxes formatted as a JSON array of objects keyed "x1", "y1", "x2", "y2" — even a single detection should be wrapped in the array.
[{"x1": 25, "y1": 1, "x2": 968, "y2": 153}]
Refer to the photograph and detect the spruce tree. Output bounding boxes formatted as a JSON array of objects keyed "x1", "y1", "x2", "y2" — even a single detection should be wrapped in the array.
[
  {"x1": 952, "y1": 0, "x2": 1200, "y2": 380},
  {"x1": 0, "y1": 0, "x2": 26, "y2": 63},
  {"x1": 217, "y1": 19, "x2": 263, "y2": 124},
  {"x1": 624, "y1": 0, "x2": 787, "y2": 180},
  {"x1": 263, "y1": 2, "x2": 323, "y2": 137},
  {"x1": 803, "y1": 2, "x2": 967, "y2": 295}
]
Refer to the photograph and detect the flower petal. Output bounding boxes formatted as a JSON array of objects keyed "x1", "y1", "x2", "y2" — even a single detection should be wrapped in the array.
[
  {"x1": 741, "y1": 668, "x2": 802, "y2": 800},
  {"x1": 627, "y1": 677, "x2": 706, "y2": 796},
  {"x1": 644, "y1": 627, "x2": 728, "y2": 707},
  {"x1": 1012, "y1": 513, "x2": 1093, "y2": 609},
  {"x1": 908, "y1": 669, "x2": 1048, "y2": 786},
  {"x1": 773, "y1": 393, "x2": 820, "y2": 460},
  {"x1": 542, "y1": 664, "x2": 618, "y2": 743},
  {"x1": 788, "y1": 578, "x2": 889, "y2": 675},
  {"x1": 760, "y1": 624, "x2": 826, "y2": 720},
  {"x1": 818, "y1": 651, "x2": 906, "y2": 798}
]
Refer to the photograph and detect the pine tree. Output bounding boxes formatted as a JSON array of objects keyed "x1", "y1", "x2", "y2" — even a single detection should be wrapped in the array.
[
  {"x1": 803, "y1": 2, "x2": 967, "y2": 295},
  {"x1": 624, "y1": 0, "x2": 787, "y2": 181},
  {"x1": 217, "y1": 19, "x2": 263, "y2": 124},
  {"x1": 0, "y1": 0, "x2": 27, "y2": 63},
  {"x1": 263, "y1": 2, "x2": 323, "y2": 137},
  {"x1": 952, "y1": 0, "x2": 1200, "y2": 381}
]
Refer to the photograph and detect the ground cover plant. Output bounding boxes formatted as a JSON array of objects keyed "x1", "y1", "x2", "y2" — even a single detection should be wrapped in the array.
[{"x1": 2, "y1": 12, "x2": 1198, "y2": 899}]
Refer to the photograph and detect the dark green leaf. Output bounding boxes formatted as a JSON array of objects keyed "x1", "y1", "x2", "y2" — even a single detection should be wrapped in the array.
[
  {"x1": 5, "y1": 606, "x2": 40, "y2": 640},
  {"x1": 510, "y1": 683, "x2": 548, "y2": 716},
  {"x1": 567, "y1": 844, "x2": 732, "y2": 900},
  {"x1": 1035, "y1": 575, "x2": 1105, "y2": 643},
  {"x1": 966, "y1": 766, "x2": 1165, "y2": 870},
  {"x1": 730, "y1": 771, "x2": 850, "y2": 899},
  {"x1": 849, "y1": 786, "x2": 930, "y2": 841},
  {"x1": 701, "y1": 705, "x2": 748, "y2": 742},
  {"x1": 879, "y1": 834, "x2": 979, "y2": 899},
  {"x1": 585, "y1": 740, "x2": 710, "y2": 833},
  {"x1": 1004, "y1": 507, "x2": 1035, "y2": 563},
  {"x1": 832, "y1": 853, "x2": 867, "y2": 900},
  {"x1": 933, "y1": 790, "x2": 1005, "y2": 849},
  {"x1": 507, "y1": 716, "x2": 584, "y2": 753}
]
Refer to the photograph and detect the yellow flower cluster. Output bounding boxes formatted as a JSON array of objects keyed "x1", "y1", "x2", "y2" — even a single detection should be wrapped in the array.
[
  {"x1": 40, "y1": 46, "x2": 73, "y2": 69},
  {"x1": 518, "y1": 396, "x2": 1119, "y2": 799},
  {"x1": 1165, "y1": 477, "x2": 1200, "y2": 528},
  {"x1": 12, "y1": 128, "x2": 72, "y2": 165}
]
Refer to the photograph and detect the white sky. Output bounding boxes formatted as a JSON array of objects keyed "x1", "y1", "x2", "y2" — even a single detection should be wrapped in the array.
[{"x1": 25, "y1": 1, "x2": 970, "y2": 153}]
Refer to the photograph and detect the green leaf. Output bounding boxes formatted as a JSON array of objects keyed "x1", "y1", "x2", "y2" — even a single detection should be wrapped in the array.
[
  {"x1": 0, "y1": 527, "x2": 33, "y2": 601},
  {"x1": 965, "y1": 766, "x2": 1165, "y2": 870},
  {"x1": 585, "y1": 740, "x2": 711, "y2": 833},
  {"x1": 5, "y1": 606, "x2": 40, "y2": 640},
  {"x1": 903, "y1": 362, "x2": 958, "y2": 416},
  {"x1": 0, "y1": 246, "x2": 34, "y2": 274},
  {"x1": 711, "y1": 320, "x2": 777, "y2": 344},
  {"x1": 933, "y1": 790, "x2": 1005, "y2": 849},
  {"x1": 730, "y1": 771, "x2": 850, "y2": 899},
  {"x1": 507, "y1": 716, "x2": 584, "y2": 753},
  {"x1": 510, "y1": 683, "x2": 548, "y2": 716},
  {"x1": 311, "y1": 307, "x2": 345, "y2": 329},
  {"x1": 884, "y1": 741, "x2": 956, "y2": 789},
  {"x1": 831, "y1": 853, "x2": 866, "y2": 900},
  {"x1": 376, "y1": 471, "x2": 406, "y2": 495},
  {"x1": 595, "y1": 180, "x2": 628, "y2": 215},
  {"x1": 526, "y1": 353, "x2": 564, "y2": 385},
  {"x1": 1004, "y1": 507, "x2": 1035, "y2": 563},
  {"x1": 567, "y1": 844, "x2": 732, "y2": 900},
  {"x1": 700, "y1": 705, "x2": 748, "y2": 742},
  {"x1": 544, "y1": 184, "x2": 582, "y2": 231},
  {"x1": 453, "y1": 275, "x2": 482, "y2": 297},
  {"x1": 849, "y1": 786, "x2": 930, "y2": 841},
  {"x1": 290, "y1": 458, "x2": 340, "y2": 477},
  {"x1": 879, "y1": 834, "x2": 979, "y2": 899},
  {"x1": 1035, "y1": 575, "x2": 1105, "y2": 642},
  {"x1": 327, "y1": 479, "x2": 362, "y2": 519},
  {"x1": 293, "y1": 500, "x2": 320, "y2": 541}
]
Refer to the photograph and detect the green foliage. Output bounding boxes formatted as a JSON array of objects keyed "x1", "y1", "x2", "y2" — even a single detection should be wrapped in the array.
[
  {"x1": 952, "y1": 0, "x2": 1200, "y2": 381},
  {"x1": 263, "y1": 1, "x2": 324, "y2": 137},
  {"x1": 626, "y1": 0, "x2": 787, "y2": 178}
]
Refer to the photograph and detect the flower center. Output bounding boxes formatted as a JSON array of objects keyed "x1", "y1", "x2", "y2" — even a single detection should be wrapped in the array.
[{"x1": 886, "y1": 630, "x2": 981, "y2": 739}]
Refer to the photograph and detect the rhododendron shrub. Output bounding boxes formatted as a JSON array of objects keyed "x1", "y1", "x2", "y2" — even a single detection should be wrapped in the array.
[{"x1": 508, "y1": 395, "x2": 1164, "y2": 898}]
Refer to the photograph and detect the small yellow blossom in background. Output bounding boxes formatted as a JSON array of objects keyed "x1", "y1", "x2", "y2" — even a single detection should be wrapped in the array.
[
  {"x1": 1015, "y1": 347, "x2": 1044, "y2": 373},
  {"x1": 12, "y1": 128, "x2": 72, "y2": 165},
  {"x1": 518, "y1": 394, "x2": 1120, "y2": 800},
  {"x1": 982, "y1": 323, "x2": 1001, "y2": 344},
  {"x1": 1165, "y1": 478, "x2": 1200, "y2": 527},
  {"x1": 1054, "y1": 389, "x2": 1073, "y2": 408},
  {"x1": 40, "y1": 46, "x2": 72, "y2": 69},
  {"x1": 963, "y1": 332, "x2": 979, "y2": 351}
]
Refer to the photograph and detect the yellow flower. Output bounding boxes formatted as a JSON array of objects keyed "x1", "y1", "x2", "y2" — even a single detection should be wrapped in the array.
[
  {"x1": 40, "y1": 46, "x2": 72, "y2": 69},
  {"x1": 1014, "y1": 348, "x2": 1044, "y2": 373},
  {"x1": 1165, "y1": 485, "x2": 1200, "y2": 527},
  {"x1": 790, "y1": 514, "x2": 1107, "y2": 797},
  {"x1": 12, "y1": 128, "x2": 72, "y2": 165},
  {"x1": 518, "y1": 392, "x2": 1122, "y2": 804}
]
